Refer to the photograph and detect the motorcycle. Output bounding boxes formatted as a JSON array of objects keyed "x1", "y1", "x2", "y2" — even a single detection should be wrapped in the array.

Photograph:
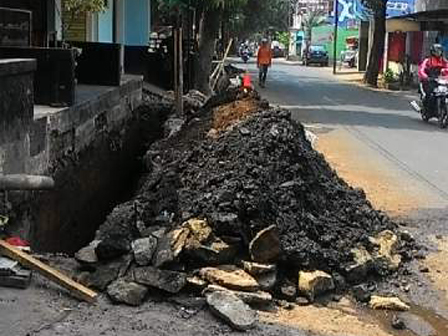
[
  {"x1": 240, "y1": 49, "x2": 250, "y2": 64},
  {"x1": 411, "y1": 76, "x2": 448, "y2": 128}
]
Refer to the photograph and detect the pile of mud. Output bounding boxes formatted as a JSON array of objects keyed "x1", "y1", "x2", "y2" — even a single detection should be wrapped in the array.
[{"x1": 73, "y1": 90, "x2": 415, "y2": 328}]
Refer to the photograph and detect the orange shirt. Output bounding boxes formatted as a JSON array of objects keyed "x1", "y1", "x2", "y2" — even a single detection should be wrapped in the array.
[{"x1": 257, "y1": 45, "x2": 272, "y2": 66}]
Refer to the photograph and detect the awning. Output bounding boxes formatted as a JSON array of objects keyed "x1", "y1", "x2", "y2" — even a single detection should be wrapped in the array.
[{"x1": 391, "y1": 9, "x2": 448, "y2": 21}]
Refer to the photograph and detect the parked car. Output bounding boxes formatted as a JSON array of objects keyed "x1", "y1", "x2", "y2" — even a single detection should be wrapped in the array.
[
  {"x1": 271, "y1": 41, "x2": 285, "y2": 58},
  {"x1": 304, "y1": 45, "x2": 329, "y2": 66}
]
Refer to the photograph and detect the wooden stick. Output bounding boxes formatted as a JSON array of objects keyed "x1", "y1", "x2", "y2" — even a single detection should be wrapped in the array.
[
  {"x1": 212, "y1": 38, "x2": 233, "y2": 91},
  {"x1": 0, "y1": 174, "x2": 55, "y2": 191},
  {"x1": 0, "y1": 240, "x2": 97, "y2": 303}
]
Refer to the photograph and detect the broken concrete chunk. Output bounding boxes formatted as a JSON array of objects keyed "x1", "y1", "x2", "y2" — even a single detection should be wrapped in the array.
[
  {"x1": 204, "y1": 284, "x2": 272, "y2": 305},
  {"x1": 369, "y1": 296, "x2": 410, "y2": 311},
  {"x1": 186, "y1": 275, "x2": 208, "y2": 291},
  {"x1": 199, "y1": 265, "x2": 259, "y2": 292},
  {"x1": 75, "y1": 240, "x2": 100, "y2": 265},
  {"x1": 280, "y1": 279, "x2": 297, "y2": 301},
  {"x1": 152, "y1": 234, "x2": 176, "y2": 268},
  {"x1": 189, "y1": 238, "x2": 238, "y2": 265},
  {"x1": 132, "y1": 237, "x2": 158, "y2": 266},
  {"x1": 345, "y1": 246, "x2": 374, "y2": 283},
  {"x1": 82, "y1": 258, "x2": 127, "y2": 291},
  {"x1": 206, "y1": 290, "x2": 258, "y2": 331},
  {"x1": 249, "y1": 225, "x2": 281, "y2": 263},
  {"x1": 133, "y1": 266, "x2": 186, "y2": 294},
  {"x1": 369, "y1": 230, "x2": 402, "y2": 271},
  {"x1": 107, "y1": 278, "x2": 148, "y2": 306},
  {"x1": 298, "y1": 270, "x2": 335, "y2": 301},
  {"x1": 256, "y1": 271, "x2": 277, "y2": 291},
  {"x1": 95, "y1": 236, "x2": 130, "y2": 261},
  {"x1": 184, "y1": 218, "x2": 213, "y2": 246},
  {"x1": 242, "y1": 261, "x2": 276, "y2": 276},
  {"x1": 0, "y1": 257, "x2": 18, "y2": 275}
]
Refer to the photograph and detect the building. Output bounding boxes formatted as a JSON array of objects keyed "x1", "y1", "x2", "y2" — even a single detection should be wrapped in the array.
[
  {"x1": 0, "y1": 0, "x2": 152, "y2": 47},
  {"x1": 383, "y1": 0, "x2": 448, "y2": 82}
]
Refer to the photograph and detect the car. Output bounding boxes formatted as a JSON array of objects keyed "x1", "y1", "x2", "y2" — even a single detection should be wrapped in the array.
[
  {"x1": 271, "y1": 41, "x2": 285, "y2": 58},
  {"x1": 304, "y1": 45, "x2": 329, "y2": 66}
]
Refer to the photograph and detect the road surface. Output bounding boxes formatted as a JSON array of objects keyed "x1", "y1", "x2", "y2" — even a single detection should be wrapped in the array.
[{"x1": 242, "y1": 59, "x2": 448, "y2": 212}]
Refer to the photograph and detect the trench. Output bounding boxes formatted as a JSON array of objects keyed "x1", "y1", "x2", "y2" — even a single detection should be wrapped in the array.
[{"x1": 28, "y1": 103, "x2": 167, "y2": 254}]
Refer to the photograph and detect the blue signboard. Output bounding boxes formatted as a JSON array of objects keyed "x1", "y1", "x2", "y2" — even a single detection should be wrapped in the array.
[
  {"x1": 329, "y1": 0, "x2": 416, "y2": 26},
  {"x1": 386, "y1": 0, "x2": 415, "y2": 18}
]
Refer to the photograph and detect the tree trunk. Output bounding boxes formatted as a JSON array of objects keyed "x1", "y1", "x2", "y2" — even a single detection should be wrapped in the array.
[
  {"x1": 193, "y1": 7, "x2": 221, "y2": 95},
  {"x1": 364, "y1": 5, "x2": 387, "y2": 87}
]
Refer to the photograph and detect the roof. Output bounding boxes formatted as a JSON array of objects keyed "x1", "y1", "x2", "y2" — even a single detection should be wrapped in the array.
[{"x1": 391, "y1": 9, "x2": 448, "y2": 21}]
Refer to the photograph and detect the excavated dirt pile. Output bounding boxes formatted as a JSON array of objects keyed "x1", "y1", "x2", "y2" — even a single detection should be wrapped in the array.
[{"x1": 74, "y1": 88, "x2": 416, "y2": 330}]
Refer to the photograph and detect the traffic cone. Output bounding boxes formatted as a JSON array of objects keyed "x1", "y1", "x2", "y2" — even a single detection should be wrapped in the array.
[{"x1": 242, "y1": 72, "x2": 252, "y2": 89}]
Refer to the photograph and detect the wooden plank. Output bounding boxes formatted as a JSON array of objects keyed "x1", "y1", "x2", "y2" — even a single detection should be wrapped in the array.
[
  {"x1": 0, "y1": 240, "x2": 97, "y2": 303},
  {"x1": 0, "y1": 174, "x2": 55, "y2": 191},
  {"x1": 212, "y1": 38, "x2": 233, "y2": 91}
]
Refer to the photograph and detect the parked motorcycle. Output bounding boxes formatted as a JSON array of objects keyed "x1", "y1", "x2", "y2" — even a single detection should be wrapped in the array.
[{"x1": 411, "y1": 77, "x2": 448, "y2": 128}]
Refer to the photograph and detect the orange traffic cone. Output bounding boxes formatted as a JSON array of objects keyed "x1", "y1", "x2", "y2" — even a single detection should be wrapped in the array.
[{"x1": 242, "y1": 72, "x2": 252, "y2": 89}]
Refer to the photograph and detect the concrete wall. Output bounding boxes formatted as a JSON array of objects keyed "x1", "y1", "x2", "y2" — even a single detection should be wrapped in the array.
[
  {"x1": 125, "y1": 0, "x2": 150, "y2": 46},
  {"x1": 0, "y1": 72, "x2": 167, "y2": 253},
  {"x1": 98, "y1": 0, "x2": 114, "y2": 43},
  {"x1": 0, "y1": 59, "x2": 36, "y2": 174}
]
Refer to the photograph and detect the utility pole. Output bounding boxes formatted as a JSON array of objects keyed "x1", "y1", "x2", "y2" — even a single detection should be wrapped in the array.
[{"x1": 332, "y1": 0, "x2": 339, "y2": 75}]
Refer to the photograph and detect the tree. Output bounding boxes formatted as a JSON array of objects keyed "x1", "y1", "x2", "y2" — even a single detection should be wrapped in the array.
[
  {"x1": 301, "y1": 8, "x2": 326, "y2": 51},
  {"x1": 159, "y1": 0, "x2": 247, "y2": 94},
  {"x1": 361, "y1": 0, "x2": 388, "y2": 86},
  {"x1": 58, "y1": 0, "x2": 105, "y2": 43}
]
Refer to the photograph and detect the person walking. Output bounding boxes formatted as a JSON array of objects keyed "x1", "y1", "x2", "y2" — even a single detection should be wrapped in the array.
[{"x1": 257, "y1": 38, "x2": 273, "y2": 88}]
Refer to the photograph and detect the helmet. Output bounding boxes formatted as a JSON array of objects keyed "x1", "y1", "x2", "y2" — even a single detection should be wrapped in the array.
[
  {"x1": 261, "y1": 38, "x2": 268, "y2": 44},
  {"x1": 431, "y1": 43, "x2": 444, "y2": 57}
]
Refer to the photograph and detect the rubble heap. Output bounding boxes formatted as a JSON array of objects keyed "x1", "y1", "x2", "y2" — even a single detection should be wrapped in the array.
[{"x1": 75, "y1": 90, "x2": 414, "y2": 330}]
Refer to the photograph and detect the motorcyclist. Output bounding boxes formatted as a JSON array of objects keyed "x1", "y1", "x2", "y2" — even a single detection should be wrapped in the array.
[{"x1": 418, "y1": 43, "x2": 448, "y2": 112}]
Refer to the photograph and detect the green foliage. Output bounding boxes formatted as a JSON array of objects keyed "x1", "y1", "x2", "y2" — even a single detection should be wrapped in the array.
[
  {"x1": 383, "y1": 68, "x2": 396, "y2": 83},
  {"x1": 276, "y1": 31, "x2": 290, "y2": 46},
  {"x1": 63, "y1": 0, "x2": 105, "y2": 14}
]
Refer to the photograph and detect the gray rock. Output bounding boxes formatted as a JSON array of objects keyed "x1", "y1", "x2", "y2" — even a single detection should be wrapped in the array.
[
  {"x1": 132, "y1": 237, "x2": 158, "y2": 266},
  {"x1": 256, "y1": 271, "x2": 277, "y2": 291},
  {"x1": 152, "y1": 234, "x2": 176, "y2": 268},
  {"x1": 249, "y1": 225, "x2": 281, "y2": 263},
  {"x1": 189, "y1": 238, "x2": 238, "y2": 265},
  {"x1": 107, "y1": 278, "x2": 148, "y2": 306},
  {"x1": 95, "y1": 236, "x2": 131, "y2": 261},
  {"x1": 204, "y1": 284, "x2": 272, "y2": 306},
  {"x1": 199, "y1": 265, "x2": 259, "y2": 292},
  {"x1": 298, "y1": 270, "x2": 335, "y2": 301},
  {"x1": 391, "y1": 315, "x2": 406, "y2": 330},
  {"x1": 206, "y1": 290, "x2": 258, "y2": 331},
  {"x1": 82, "y1": 257, "x2": 130, "y2": 291},
  {"x1": 75, "y1": 240, "x2": 100, "y2": 265},
  {"x1": 186, "y1": 275, "x2": 208, "y2": 292},
  {"x1": 280, "y1": 279, "x2": 297, "y2": 301},
  {"x1": 345, "y1": 246, "x2": 374, "y2": 284},
  {"x1": 133, "y1": 266, "x2": 186, "y2": 293}
]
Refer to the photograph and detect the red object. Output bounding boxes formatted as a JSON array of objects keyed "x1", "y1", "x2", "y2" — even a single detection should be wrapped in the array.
[
  {"x1": 5, "y1": 237, "x2": 30, "y2": 247},
  {"x1": 418, "y1": 56, "x2": 448, "y2": 80},
  {"x1": 388, "y1": 32, "x2": 406, "y2": 63},
  {"x1": 243, "y1": 73, "x2": 252, "y2": 88}
]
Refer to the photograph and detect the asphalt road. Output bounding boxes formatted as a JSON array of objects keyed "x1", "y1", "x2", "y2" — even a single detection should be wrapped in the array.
[{"x1": 241, "y1": 59, "x2": 448, "y2": 209}]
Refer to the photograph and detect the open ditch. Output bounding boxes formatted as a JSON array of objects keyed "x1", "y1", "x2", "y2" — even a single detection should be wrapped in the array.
[{"x1": 4, "y1": 79, "x2": 442, "y2": 334}]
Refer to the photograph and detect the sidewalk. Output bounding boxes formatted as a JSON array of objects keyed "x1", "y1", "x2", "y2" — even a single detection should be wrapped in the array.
[{"x1": 326, "y1": 67, "x2": 419, "y2": 101}]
